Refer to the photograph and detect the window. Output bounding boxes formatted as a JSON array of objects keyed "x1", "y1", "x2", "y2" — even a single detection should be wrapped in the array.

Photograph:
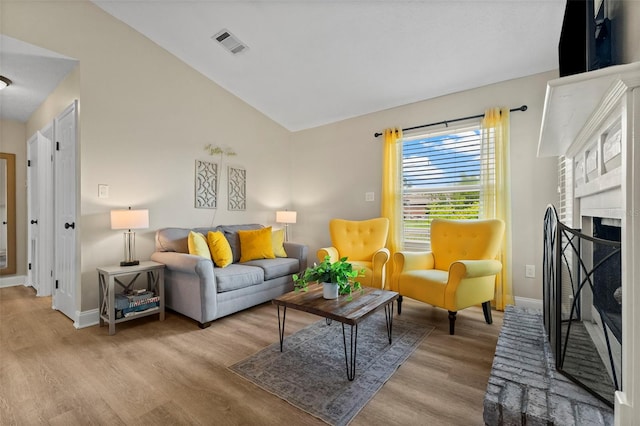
[{"x1": 401, "y1": 123, "x2": 493, "y2": 250}]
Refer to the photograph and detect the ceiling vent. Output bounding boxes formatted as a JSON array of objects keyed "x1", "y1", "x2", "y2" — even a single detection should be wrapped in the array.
[{"x1": 212, "y1": 29, "x2": 248, "y2": 55}]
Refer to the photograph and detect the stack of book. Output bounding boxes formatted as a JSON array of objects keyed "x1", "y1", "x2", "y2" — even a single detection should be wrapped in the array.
[{"x1": 114, "y1": 289, "x2": 159, "y2": 319}]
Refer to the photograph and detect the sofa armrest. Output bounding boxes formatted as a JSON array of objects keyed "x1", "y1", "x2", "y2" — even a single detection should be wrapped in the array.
[
  {"x1": 283, "y1": 242, "x2": 309, "y2": 273},
  {"x1": 151, "y1": 251, "x2": 219, "y2": 324},
  {"x1": 151, "y1": 251, "x2": 215, "y2": 279}
]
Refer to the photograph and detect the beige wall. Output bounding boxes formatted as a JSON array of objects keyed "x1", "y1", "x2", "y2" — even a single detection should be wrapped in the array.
[
  {"x1": 4, "y1": 0, "x2": 292, "y2": 311},
  {"x1": 27, "y1": 65, "x2": 80, "y2": 138},
  {"x1": 0, "y1": 120, "x2": 27, "y2": 276},
  {"x1": 290, "y1": 71, "x2": 559, "y2": 302}
]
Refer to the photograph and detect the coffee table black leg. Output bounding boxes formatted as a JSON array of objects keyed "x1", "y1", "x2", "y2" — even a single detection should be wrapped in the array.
[
  {"x1": 278, "y1": 306, "x2": 287, "y2": 352},
  {"x1": 384, "y1": 302, "x2": 394, "y2": 344},
  {"x1": 342, "y1": 323, "x2": 358, "y2": 381}
]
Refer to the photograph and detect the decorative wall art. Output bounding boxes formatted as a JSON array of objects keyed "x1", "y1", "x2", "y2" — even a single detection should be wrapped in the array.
[
  {"x1": 227, "y1": 165, "x2": 246, "y2": 211},
  {"x1": 195, "y1": 160, "x2": 218, "y2": 209}
]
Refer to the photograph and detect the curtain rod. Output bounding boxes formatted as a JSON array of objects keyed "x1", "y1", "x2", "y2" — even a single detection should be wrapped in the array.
[{"x1": 373, "y1": 105, "x2": 528, "y2": 138}]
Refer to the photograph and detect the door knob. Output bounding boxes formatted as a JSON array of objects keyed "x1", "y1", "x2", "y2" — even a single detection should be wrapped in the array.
[
  {"x1": 31, "y1": 220, "x2": 38, "y2": 225},
  {"x1": 64, "y1": 222, "x2": 75, "y2": 229}
]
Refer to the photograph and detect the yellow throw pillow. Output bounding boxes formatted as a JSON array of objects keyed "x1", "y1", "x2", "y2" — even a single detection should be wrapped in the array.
[
  {"x1": 207, "y1": 231, "x2": 233, "y2": 268},
  {"x1": 272, "y1": 228, "x2": 287, "y2": 258},
  {"x1": 238, "y1": 226, "x2": 276, "y2": 262},
  {"x1": 188, "y1": 231, "x2": 210, "y2": 259}
]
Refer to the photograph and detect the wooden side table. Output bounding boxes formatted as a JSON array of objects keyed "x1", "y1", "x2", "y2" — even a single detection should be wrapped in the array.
[{"x1": 97, "y1": 260, "x2": 165, "y2": 335}]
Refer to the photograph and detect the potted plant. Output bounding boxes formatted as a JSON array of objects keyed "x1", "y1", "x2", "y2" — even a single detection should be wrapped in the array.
[{"x1": 293, "y1": 256, "x2": 365, "y2": 300}]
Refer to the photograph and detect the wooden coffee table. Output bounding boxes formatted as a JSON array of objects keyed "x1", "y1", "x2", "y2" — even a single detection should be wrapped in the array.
[{"x1": 272, "y1": 285, "x2": 399, "y2": 381}]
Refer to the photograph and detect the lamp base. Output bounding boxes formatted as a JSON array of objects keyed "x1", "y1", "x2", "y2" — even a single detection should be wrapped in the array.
[{"x1": 120, "y1": 260, "x2": 140, "y2": 267}]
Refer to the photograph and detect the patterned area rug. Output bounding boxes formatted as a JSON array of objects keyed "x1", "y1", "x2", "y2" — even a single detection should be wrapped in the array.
[{"x1": 229, "y1": 311, "x2": 433, "y2": 426}]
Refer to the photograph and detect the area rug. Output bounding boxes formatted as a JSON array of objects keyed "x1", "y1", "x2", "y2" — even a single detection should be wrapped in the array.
[{"x1": 229, "y1": 311, "x2": 433, "y2": 426}]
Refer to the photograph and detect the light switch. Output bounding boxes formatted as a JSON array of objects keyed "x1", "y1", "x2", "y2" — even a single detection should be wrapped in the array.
[
  {"x1": 98, "y1": 184, "x2": 109, "y2": 199},
  {"x1": 365, "y1": 192, "x2": 375, "y2": 202}
]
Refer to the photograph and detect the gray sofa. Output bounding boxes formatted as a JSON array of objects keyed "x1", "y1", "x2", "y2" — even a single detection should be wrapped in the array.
[{"x1": 150, "y1": 224, "x2": 308, "y2": 328}]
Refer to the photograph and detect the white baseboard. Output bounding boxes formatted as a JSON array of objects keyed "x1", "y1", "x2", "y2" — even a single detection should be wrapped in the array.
[
  {"x1": 76, "y1": 309, "x2": 99, "y2": 329},
  {"x1": 0, "y1": 275, "x2": 28, "y2": 288},
  {"x1": 514, "y1": 296, "x2": 543, "y2": 311}
]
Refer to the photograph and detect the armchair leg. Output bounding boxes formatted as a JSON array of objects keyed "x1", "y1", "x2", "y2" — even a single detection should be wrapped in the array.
[
  {"x1": 397, "y1": 295, "x2": 403, "y2": 315},
  {"x1": 448, "y1": 311, "x2": 457, "y2": 335},
  {"x1": 482, "y1": 301, "x2": 493, "y2": 325}
]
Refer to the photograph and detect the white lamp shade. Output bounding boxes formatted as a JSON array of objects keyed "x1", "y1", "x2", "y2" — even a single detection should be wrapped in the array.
[
  {"x1": 276, "y1": 211, "x2": 297, "y2": 224},
  {"x1": 110, "y1": 209, "x2": 149, "y2": 230}
]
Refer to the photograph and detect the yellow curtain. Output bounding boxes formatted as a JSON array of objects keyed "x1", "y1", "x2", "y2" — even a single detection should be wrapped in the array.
[
  {"x1": 381, "y1": 128, "x2": 403, "y2": 291},
  {"x1": 481, "y1": 108, "x2": 513, "y2": 310}
]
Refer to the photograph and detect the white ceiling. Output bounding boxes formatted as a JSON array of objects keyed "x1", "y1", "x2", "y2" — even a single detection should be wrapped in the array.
[
  {"x1": 91, "y1": 0, "x2": 566, "y2": 131},
  {"x1": 0, "y1": 35, "x2": 78, "y2": 123},
  {"x1": 1, "y1": 1, "x2": 567, "y2": 130}
]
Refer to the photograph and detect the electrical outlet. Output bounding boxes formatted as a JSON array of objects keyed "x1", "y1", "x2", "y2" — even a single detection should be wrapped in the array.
[
  {"x1": 365, "y1": 192, "x2": 375, "y2": 202},
  {"x1": 525, "y1": 264, "x2": 535, "y2": 278}
]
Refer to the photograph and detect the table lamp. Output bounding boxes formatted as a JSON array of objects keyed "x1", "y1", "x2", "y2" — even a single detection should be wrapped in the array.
[
  {"x1": 276, "y1": 210, "x2": 297, "y2": 242},
  {"x1": 110, "y1": 207, "x2": 149, "y2": 266}
]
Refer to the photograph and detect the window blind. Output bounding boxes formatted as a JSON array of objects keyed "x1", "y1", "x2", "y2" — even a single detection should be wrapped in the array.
[
  {"x1": 401, "y1": 125, "x2": 489, "y2": 250},
  {"x1": 558, "y1": 155, "x2": 574, "y2": 227}
]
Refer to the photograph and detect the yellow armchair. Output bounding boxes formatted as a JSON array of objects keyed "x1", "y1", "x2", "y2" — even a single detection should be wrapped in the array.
[
  {"x1": 392, "y1": 218, "x2": 505, "y2": 335},
  {"x1": 317, "y1": 218, "x2": 390, "y2": 289}
]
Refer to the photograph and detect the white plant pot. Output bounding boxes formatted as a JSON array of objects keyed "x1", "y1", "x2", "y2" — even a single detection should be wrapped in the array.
[{"x1": 323, "y1": 282, "x2": 339, "y2": 299}]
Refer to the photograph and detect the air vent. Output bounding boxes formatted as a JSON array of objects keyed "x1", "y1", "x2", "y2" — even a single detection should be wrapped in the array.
[{"x1": 212, "y1": 29, "x2": 248, "y2": 55}]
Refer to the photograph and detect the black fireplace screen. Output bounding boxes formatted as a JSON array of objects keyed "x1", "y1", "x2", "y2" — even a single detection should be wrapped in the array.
[{"x1": 543, "y1": 205, "x2": 622, "y2": 407}]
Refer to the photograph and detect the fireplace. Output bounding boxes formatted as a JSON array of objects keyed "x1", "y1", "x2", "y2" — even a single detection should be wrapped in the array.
[
  {"x1": 537, "y1": 62, "x2": 640, "y2": 423},
  {"x1": 592, "y1": 217, "x2": 622, "y2": 342},
  {"x1": 543, "y1": 206, "x2": 621, "y2": 407}
]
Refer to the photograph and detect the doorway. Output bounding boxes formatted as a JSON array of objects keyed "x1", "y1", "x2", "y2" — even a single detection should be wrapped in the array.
[{"x1": 26, "y1": 101, "x2": 78, "y2": 322}]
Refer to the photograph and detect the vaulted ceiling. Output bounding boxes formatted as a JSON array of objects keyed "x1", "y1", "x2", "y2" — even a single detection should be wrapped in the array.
[
  {"x1": 1, "y1": 1, "x2": 567, "y2": 129},
  {"x1": 91, "y1": 0, "x2": 566, "y2": 131}
]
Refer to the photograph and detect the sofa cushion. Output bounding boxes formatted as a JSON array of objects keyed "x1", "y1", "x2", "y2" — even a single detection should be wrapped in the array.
[
  {"x1": 207, "y1": 231, "x2": 233, "y2": 268},
  {"x1": 188, "y1": 231, "x2": 211, "y2": 258},
  {"x1": 156, "y1": 227, "x2": 192, "y2": 253},
  {"x1": 220, "y1": 224, "x2": 263, "y2": 263},
  {"x1": 243, "y1": 257, "x2": 300, "y2": 281},
  {"x1": 239, "y1": 227, "x2": 276, "y2": 262},
  {"x1": 214, "y1": 264, "x2": 264, "y2": 293}
]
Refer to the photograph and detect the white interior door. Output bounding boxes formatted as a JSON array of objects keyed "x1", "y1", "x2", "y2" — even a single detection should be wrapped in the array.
[
  {"x1": 26, "y1": 134, "x2": 38, "y2": 290},
  {"x1": 53, "y1": 101, "x2": 78, "y2": 321},
  {"x1": 27, "y1": 130, "x2": 54, "y2": 296}
]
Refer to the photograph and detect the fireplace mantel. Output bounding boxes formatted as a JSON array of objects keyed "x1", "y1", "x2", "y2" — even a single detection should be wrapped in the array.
[
  {"x1": 538, "y1": 62, "x2": 640, "y2": 158},
  {"x1": 538, "y1": 62, "x2": 640, "y2": 425}
]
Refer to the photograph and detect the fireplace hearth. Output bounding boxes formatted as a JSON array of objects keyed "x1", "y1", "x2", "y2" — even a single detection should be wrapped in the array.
[{"x1": 484, "y1": 305, "x2": 614, "y2": 425}]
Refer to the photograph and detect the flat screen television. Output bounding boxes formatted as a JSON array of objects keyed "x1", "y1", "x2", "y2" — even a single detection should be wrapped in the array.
[{"x1": 558, "y1": 0, "x2": 613, "y2": 77}]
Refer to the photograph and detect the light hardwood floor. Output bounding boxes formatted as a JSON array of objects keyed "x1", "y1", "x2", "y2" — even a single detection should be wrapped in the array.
[{"x1": 0, "y1": 285, "x2": 502, "y2": 425}]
